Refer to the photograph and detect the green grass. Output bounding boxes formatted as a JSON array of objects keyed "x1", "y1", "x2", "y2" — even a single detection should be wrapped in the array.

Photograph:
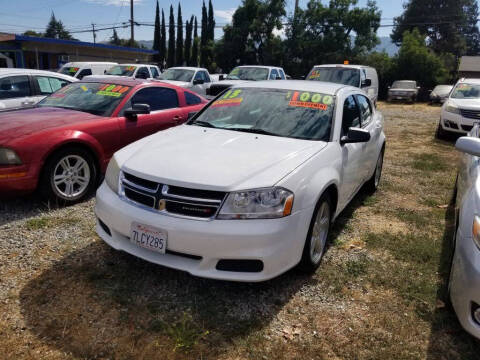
[
  {"x1": 25, "y1": 216, "x2": 79, "y2": 230},
  {"x1": 411, "y1": 153, "x2": 448, "y2": 172}
]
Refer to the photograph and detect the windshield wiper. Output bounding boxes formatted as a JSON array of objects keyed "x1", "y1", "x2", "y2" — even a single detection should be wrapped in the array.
[
  {"x1": 227, "y1": 127, "x2": 279, "y2": 136},
  {"x1": 193, "y1": 120, "x2": 217, "y2": 128}
]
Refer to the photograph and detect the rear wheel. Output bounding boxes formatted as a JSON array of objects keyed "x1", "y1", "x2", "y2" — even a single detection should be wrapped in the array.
[
  {"x1": 365, "y1": 148, "x2": 384, "y2": 193},
  {"x1": 40, "y1": 147, "x2": 97, "y2": 204},
  {"x1": 298, "y1": 194, "x2": 332, "y2": 273}
]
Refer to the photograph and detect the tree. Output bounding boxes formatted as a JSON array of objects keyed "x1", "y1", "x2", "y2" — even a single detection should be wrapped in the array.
[
  {"x1": 109, "y1": 28, "x2": 121, "y2": 46},
  {"x1": 160, "y1": 10, "x2": 167, "y2": 68},
  {"x1": 200, "y1": 1, "x2": 208, "y2": 66},
  {"x1": 184, "y1": 16, "x2": 194, "y2": 66},
  {"x1": 23, "y1": 30, "x2": 43, "y2": 37},
  {"x1": 153, "y1": 1, "x2": 161, "y2": 63},
  {"x1": 391, "y1": 0, "x2": 480, "y2": 57},
  {"x1": 167, "y1": 5, "x2": 175, "y2": 68},
  {"x1": 208, "y1": 0, "x2": 215, "y2": 41},
  {"x1": 44, "y1": 12, "x2": 76, "y2": 40},
  {"x1": 191, "y1": 17, "x2": 199, "y2": 66},
  {"x1": 176, "y1": 3, "x2": 184, "y2": 65}
]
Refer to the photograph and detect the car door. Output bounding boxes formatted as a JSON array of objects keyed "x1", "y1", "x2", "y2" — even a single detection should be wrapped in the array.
[
  {"x1": 31, "y1": 75, "x2": 72, "y2": 104},
  {"x1": 117, "y1": 86, "x2": 185, "y2": 147},
  {"x1": 339, "y1": 95, "x2": 365, "y2": 208},
  {"x1": 0, "y1": 75, "x2": 33, "y2": 111},
  {"x1": 149, "y1": 66, "x2": 160, "y2": 79},
  {"x1": 355, "y1": 94, "x2": 378, "y2": 181},
  {"x1": 191, "y1": 71, "x2": 208, "y2": 95}
]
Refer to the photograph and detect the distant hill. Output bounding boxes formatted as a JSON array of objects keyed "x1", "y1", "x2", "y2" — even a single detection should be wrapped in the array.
[{"x1": 374, "y1": 37, "x2": 399, "y2": 56}]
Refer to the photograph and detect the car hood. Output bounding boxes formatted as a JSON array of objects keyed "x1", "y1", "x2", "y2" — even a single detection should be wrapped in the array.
[
  {"x1": 158, "y1": 80, "x2": 190, "y2": 88},
  {"x1": 448, "y1": 98, "x2": 480, "y2": 110},
  {"x1": 0, "y1": 107, "x2": 102, "y2": 144},
  {"x1": 389, "y1": 88, "x2": 416, "y2": 92},
  {"x1": 121, "y1": 125, "x2": 327, "y2": 191}
]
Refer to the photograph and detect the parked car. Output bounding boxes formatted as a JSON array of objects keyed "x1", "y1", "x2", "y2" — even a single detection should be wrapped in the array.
[
  {"x1": 210, "y1": 74, "x2": 226, "y2": 82},
  {"x1": 306, "y1": 64, "x2": 379, "y2": 105},
  {"x1": 95, "y1": 80, "x2": 386, "y2": 282},
  {"x1": 0, "y1": 68, "x2": 76, "y2": 111},
  {"x1": 104, "y1": 64, "x2": 161, "y2": 79},
  {"x1": 430, "y1": 84, "x2": 453, "y2": 104},
  {"x1": 207, "y1": 66, "x2": 287, "y2": 96},
  {"x1": 158, "y1": 67, "x2": 212, "y2": 95},
  {"x1": 0, "y1": 77, "x2": 208, "y2": 203},
  {"x1": 387, "y1": 80, "x2": 419, "y2": 103},
  {"x1": 449, "y1": 131, "x2": 480, "y2": 340},
  {"x1": 58, "y1": 62, "x2": 117, "y2": 80},
  {"x1": 437, "y1": 79, "x2": 480, "y2": 138}
]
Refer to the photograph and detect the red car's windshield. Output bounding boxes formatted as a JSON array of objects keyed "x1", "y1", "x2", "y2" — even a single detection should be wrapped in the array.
[{"x1": 38, "y1": 82, "x2": 132, "y2": 116}]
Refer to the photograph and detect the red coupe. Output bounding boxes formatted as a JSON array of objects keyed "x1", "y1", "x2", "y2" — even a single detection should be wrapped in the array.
[{"x1": 0, "y1": 77, "x2": 208, "y2": 203}]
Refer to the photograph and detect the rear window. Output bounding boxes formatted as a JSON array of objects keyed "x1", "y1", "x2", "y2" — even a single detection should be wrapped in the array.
[
  {"x1": 59, "y1": 66, "x2": 79, "y2": 77},
  {"x1": 185, "y1": 91, "x2": 202, "y2": 105}
]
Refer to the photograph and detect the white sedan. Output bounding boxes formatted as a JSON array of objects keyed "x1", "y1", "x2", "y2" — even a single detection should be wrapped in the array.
[{"x1": 95, "y1": 80, "x2": 386, "y2": 282}]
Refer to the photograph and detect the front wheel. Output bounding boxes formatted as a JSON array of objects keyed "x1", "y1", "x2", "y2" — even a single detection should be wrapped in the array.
[
  {"x1": 40, "y1": 147, "x2": 97, "y2": 204},
  {"x1": 298, "y1": 194, "x2": 332, "y2": 273}
]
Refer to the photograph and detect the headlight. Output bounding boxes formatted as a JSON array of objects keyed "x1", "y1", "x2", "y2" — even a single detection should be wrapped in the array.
[
  {"x1": 0, "y1": 148, "x2": 22, "y2": 165},
  {"x1": 445, "y1": 104, "x2": 461, "y2": 115},
  {"x1": 472, "y1": 215, "x2": 480, "y2": 249},
  {"x1": 217, "y1": 187, "x2": 294, "y2": 220},
  {"x1": 105, "y1": 156, "x2": 121, "y2": 193}
]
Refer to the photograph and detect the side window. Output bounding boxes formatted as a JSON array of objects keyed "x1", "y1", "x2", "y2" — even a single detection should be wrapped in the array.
[
  {"x1": 278, "y1": 70, "x2": 286, "y2": 80},
  {"x1": 34, "y1": 76, "x2": 70, "y2": 95},
  {"x1": 0, "y1": 76, "x2": 31, "y2": 99},
  {"x1": 355, "y1": 95, "x2": 372, "y2": 127},
  {"x1": 136, "y1": 67, "x2": 150, "y2": 79},
  {"x1": 194, "y1": 71, "x2": 203, "y2": 81},
  {"x1": 130, "y1": 87, "x2": 179, "y2": 111},
  {"x1": 269, "y1": 69, "x2": 279, "y2": 80},
  {"x1": 342, "y1": 95, "x2": 361, "y2": 135},
  {"x1": 185, "y1": 91, "x2": 202, "y2": 105},
  {"x1": 150, "y1": 67, "x2": 160, "y2": 78},
  {"x1": 77, "y1": 69, "x2": 92, "y2": 79},
  {"x1": 201, "y1": 71, "x2": 210, "y2": 83}
]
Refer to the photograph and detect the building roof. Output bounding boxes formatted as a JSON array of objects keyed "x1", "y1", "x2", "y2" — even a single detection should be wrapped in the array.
[
  {"x1": 0, "y1": 33, "x2": 157, "y2": 55},
  {"x1": 459, "y1": 56, "x2": 480, "y2": 72}
]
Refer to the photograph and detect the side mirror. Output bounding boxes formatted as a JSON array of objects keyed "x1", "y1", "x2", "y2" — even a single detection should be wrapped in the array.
[
  {"x1": 219, "y1": 75, "x2": 224, "y2": 81},
  {"x1": 187, "y1": 111, "x2": 197, "y2": 120},
  {"x1": 455, "y1": 136, "x2": 480, "y2": 156},
  {"x1": 124, "y1": 103, "x2": 151, "y2": 119},
  {"x1": 193, "y1": 79, "x2": 205, "y2": 85},
  {"x1": 361, "y1": 79, "x2": 372, "y2": 87},
  {"x1": 341, "y1": 127, "x2": 371, "y2": 145}
]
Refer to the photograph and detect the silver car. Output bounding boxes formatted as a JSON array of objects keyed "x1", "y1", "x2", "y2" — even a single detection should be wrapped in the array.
[{"x1": 451, "y1": 131, "x2": 480, "y2": 339}]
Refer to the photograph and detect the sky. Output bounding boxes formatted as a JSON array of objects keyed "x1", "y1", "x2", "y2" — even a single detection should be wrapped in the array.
[{"x1": 0, "y1": 0, "x2": 405, "y2": 43}]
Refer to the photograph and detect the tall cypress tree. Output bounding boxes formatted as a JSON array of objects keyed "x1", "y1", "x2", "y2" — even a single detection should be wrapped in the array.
[
  {"x1": 176, "y1": 3, "x2": 184, "y2": 65},
  {"x1": 160, "y1": 9, "x2": 167, "y2": 68},
  {"x1": 184, "y1": 17, "x2": 193, "y2": 66},
  {"x1": 208, "y1": 0, "x2": 215, "y2": 41},
  {"x1": 167, "y1": 5, "x2": 175, "y2": 68},
  {"x1": 200, "y1": 1, "x2": 208, "y2": 66},
  {"x1": 152, "y1": 1, "x2": 161, "y2": 63},
  {"x1": 191, "y1": 16, "x2": 199, "y2": 67}
]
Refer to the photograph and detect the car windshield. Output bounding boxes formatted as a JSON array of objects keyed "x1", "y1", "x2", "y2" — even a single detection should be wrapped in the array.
[
  {"x1": 226, "y1": 67, "x2": 269, "y2": 81},
  {"x1": 451, "y1": 83, "x2": 480, "y2": 99},
  {"x1": 159, "y1": 69, "x2": 195, "y2": 82},
  {"x1": 38, "y1": 82, "x2": 131, "y2": 116},
  {"x1": 307, "y1": 67, "x2": 360, "y2": 87},
  {"x1": 105, "y1": 65, "x2": 137, "y2": 76},
  {"x1": 190, "y1": 88, "x2": 334, "y2": 141},
  {"x1": 59, "y1": 66, "x2": 79, "y2": 77},
  {"x1": 392, "y1": 81, "x2": 415, "y2": 89}
]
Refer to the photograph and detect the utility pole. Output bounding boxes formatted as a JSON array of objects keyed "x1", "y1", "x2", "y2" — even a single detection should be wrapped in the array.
[
  {"x1": 92, "y1": 23, "x2": 96, "y2": 44},
  {"x1": 130, "y1": 0, "x2": 134, "y2": 44},
  {"x1": 294, "y1": 0, "x2": 299, "y2": 16}
]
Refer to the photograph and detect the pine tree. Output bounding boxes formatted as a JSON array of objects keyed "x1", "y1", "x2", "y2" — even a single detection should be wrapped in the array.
[
  {"x1": 200, "y1": 1, "x2": 208, "y2": 66},
  {"x1": 160, "y1": 10, "x2": 167, "y2": 68},
  {"x1": 184, "y1": 17, "x2": 193, "y2": 66},
  {"x1": 176, "y1": 3, "x2": 184, "y2": 65},
  {"x1": 208, "y1": 0, "x2": 215, "y2": 41},
  {"x1": 110, "y1": 28, "x2": 121, "y2": 45},
  {"x1": 45, "y1": 12, "x2": 75, "y2": 40},
  {"x1": 167, "y1": 5, "x2": 175, "y2": 68},
  {"x1": 191, "y1": 17, "x2": 199, "y2": 67},
  {"x1": 153, "y1": 1, "x2": 161, "y2": 63}
]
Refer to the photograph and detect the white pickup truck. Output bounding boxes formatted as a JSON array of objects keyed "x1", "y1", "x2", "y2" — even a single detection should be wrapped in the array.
[{"x1": 158, "y1": 67, "x2": 213, "y2": 96}]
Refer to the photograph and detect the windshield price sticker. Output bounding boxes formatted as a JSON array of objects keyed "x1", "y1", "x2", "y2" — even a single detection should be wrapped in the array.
[
  {"x1": 69, "y1": 67, "x2": 79, "y2": 73},
  {"x1": 126, "y1": 66, "x2": 136, "y2": 71},
  {"x1": 96, "y1": 84, "x2": 130, "y2": 97},
  {"x1": 307, "y1": 70, "x2": 321, "y2": 79},
  {"x1": 287, "y1": 91, "x2": 332, "y2": 110},
  {"x1": 230, "y1": 68, "x2": 240, "y2": 75},
  {"x1": 212, "y1": 89, "x2": 243, "y2": 107}
]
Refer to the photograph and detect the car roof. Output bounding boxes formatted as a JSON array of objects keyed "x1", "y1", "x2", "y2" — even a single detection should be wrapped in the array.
[
  {"x1": 458, "y1": 78, "x2": 480, "y2": 85},
  {"x1": 80, "y1": 76, "x2": 199, "y2": 92},
  {"x1": 236, "y1": 65, "x2": 283, "y2": 70},
  {"x1": 393, "y1": 80, "x2": 416, "y2": 83},
  {"x1": 63, "y1": 62, "x2": 117, "y2": 66},
  {"x1": 233, "y1": 80, "x2": 352, "y2": 95},
  {"x1": 313, "y1": 64, "x2": 373, "y2": 70},
  {"x1": 168, "y1": 67, "x2": 207, "y2": 71},
  {"x1": 0, "y1": 68, "x2": 76, "y2": 80},
  {"x1": 116, "y1": 63, "x2": 157, "y2": 67}
]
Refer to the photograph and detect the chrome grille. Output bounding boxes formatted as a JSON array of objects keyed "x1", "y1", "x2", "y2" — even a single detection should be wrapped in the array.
[
  {"x1": 460, "y1": 109, "x2": 480, "y2": 120},
  {"x1": 120, "y1": 172, "x2": 227, "y2": 220}
]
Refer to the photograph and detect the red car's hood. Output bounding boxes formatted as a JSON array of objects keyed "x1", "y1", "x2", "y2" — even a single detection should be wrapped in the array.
[{"x1": 0, "y1": 107, "x2": 103, "y2": 144}]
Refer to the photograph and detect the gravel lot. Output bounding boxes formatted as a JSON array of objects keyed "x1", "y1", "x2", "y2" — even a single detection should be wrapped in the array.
[{"x1": 1, "y1": 102, "x2": 480, "y2": 359}]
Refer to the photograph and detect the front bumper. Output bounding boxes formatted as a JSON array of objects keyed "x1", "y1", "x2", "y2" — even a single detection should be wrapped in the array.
[
  {"x1": 388, "y1": 92, "x2": 415, "y2": 101},
  {"x1": 0, "y1": 164, "x2": 38, "y2": 197},
  {"x1": 440, "y1": 112, "x2": 475, "y2": 134},
  {"x1": 95, "y1": 182, "x2": 313, "y2": 282},
  {"x1": 450, "y1": 226, "x2": 480, "y2": 339}
]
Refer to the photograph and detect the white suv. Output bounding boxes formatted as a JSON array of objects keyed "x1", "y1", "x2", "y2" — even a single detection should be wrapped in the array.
[
  {"x1": 437, "y1": 78, "x2": 480, "y2": 138},
  {"x1": 95, "y1": 80, "x2": 386, "y2": 282}
]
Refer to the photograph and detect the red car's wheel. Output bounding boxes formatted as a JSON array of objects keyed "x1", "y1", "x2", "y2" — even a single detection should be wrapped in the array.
[{"x1": 40, "y1": 147, "x2": 97, "y2": 204}]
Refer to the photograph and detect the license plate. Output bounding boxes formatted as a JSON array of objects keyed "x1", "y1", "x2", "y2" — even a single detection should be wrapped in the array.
[{"x1": 130, "y1": 222, "x2": 167, "y2": 254}]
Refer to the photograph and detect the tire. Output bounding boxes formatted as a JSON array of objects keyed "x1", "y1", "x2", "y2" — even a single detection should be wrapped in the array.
[
  {"x1": 40, "y1": 147, "x2": 97, "y2": 205},
  {"x1": 435, "y1": 121, "x2": 448, "y2": 140},
  {"x1": 365, "y1": 147, "x2": 385, "y2": 193},
  {"x1": 297, "y1": 193, "x2": 333, "y2": 273}
]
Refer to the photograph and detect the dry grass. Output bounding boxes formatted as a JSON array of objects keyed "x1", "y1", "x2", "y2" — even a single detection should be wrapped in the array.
[{"x1": 1, "y1": 102, "x2": 479, "y2": 359}]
